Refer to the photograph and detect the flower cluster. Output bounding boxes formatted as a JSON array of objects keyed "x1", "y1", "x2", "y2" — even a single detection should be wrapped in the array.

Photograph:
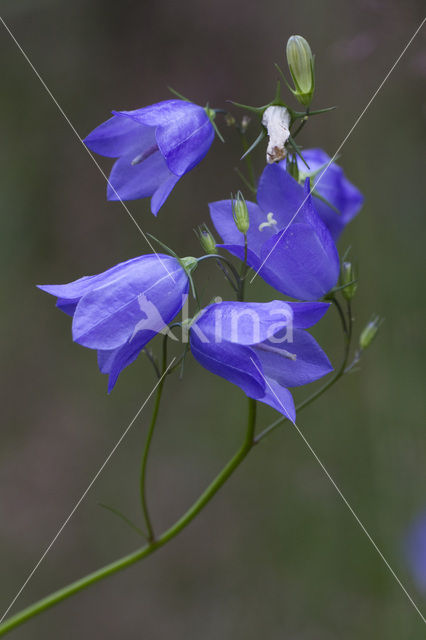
[{"x1": 40, "y1": 53, "x2": 364, "y2": 422}]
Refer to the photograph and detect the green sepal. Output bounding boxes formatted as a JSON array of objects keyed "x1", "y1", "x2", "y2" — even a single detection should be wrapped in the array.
[
  {"x1": 146, "y1": 233, "x2": 179, "y2": 259},
  {"x1": 168, "y1": 86, "x2": 191, "y2": 102},
  {"x1": 240, "y1": 129, "x2": 266, "y2": 160},
  {"x1": 287, "y1": 135, "x2": 309, "y2": 169}
]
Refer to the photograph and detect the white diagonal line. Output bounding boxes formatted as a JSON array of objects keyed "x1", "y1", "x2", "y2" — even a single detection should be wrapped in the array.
[
  {"x1": 250, "y1": 17, "x2": 425, "y2": 284},
  {"x1": 249, "y1": 357, "x2": 426, "y2": 624},
  {"x1": 0, "y1": 16, "x2": 175, "y2": 283},
  {"x1": 0, "y1": 358, "x2": 175, "y2": 623}
]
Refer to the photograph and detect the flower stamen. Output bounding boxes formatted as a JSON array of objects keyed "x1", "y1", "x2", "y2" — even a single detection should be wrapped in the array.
[{"x1": 258, "y1": 212, "x2": 278, "y2": 232}]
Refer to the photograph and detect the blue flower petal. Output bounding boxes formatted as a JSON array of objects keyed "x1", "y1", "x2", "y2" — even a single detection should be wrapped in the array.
[
  {"x1": 193, "y1": 300, "x2": 294, "y2": 345},
  {"x1": 257, "y1": 163, "x2": 307, "y2": 227},
  {"x1": 258, "y1": 188, "x2": 339, "y2": 300},
  {"x1": 286, "y1": 302, "x2": 330, "y2": 328},
  {"x1": 294, "y1": 148, "x2": 364, "y2": 240},
  {"x1": 115, "y1": 100, "x2": 198, "y2": 127},
  {"x1": 38, "y1": 265, "x2": 132, "y2": 302},
  {"x1": 190, "y1": 333, "x2": 266, "y2": 399},
  {"x1": 156, "y1": 111, "x2": 214, "y2": 177},
  {"x1": 260, "y1": 378, "x2": 296, "y2": 422},
  {"x1": 98, "y1": 331, "x2": 152, "y2": 392},
  {"x1": 84, "y1": 114, "x2": 155, "y2": 158},
  {"x1": 258, "y1": 225, "x2": 334, "y2": 300},
  {"x1": 254, "y1": 329, "x2": 333, "y2": 388},
  {"x1": 209, "y1": 199, "x2": 275, "y2": 259},
  {"x1": 150, "y1": 172, "x2": 181, "y2": 215},
  {"x1": 216, "y1": 244, "x2": 262, "y2": 272},
  {"x1": 72, "y1": 255, "x2": 187, "y2": 350},
  {"x1": 56, "y1": 299, "x2": 79, "y2": 316},
  {"x1": 114, "y1": 100, "x2": 215, "y2": 177},
  {"x1": 107, "y1": 150, "x2": 174, "y2": 202}
]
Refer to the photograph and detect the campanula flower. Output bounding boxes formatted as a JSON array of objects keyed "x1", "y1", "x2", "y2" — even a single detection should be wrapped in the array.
[
  {"x1": 405, "y1": 511, "x2": 426, "y2": 593},
  {"x1": 38, "y1": 254, "x2": 189, "y2": 391},
  {"x1": 190, "y1": 300, "x2": 332, "y2": 420},
  {"x1": 292, "y1": 148, "x2": 364, "y2": 239},
  {"x1": 84, "y1": 100, "x2": 215, "y2": 215},
  {"x1": 210, "y1": 169, "x2": 340, "y2": 301}
]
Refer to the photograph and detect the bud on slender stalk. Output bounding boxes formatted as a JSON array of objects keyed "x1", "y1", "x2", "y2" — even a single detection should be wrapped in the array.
[
  {"x1": 232, "y1": 191, "x2": 250, "y2": 234},
  {"x1": 286, "y1": 153, "x2": 299, "y2": 181},
  {"x1": 286, "y1": 35, "x2": 315, "y2": 107},
  {"x1": 196, "y1": 224, "x2": 217, "y2": 254},
  {"x1": 340, "y1": 261, "x2": 358, "y2": 300},
  {"x1": 359, "y1": 315, "x2": 383, "y2": 350}
]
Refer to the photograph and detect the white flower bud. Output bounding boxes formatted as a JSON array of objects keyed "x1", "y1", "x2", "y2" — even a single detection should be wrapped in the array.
[{"x1": 262, "y1": 106, "x2": 291, "y2": 164}]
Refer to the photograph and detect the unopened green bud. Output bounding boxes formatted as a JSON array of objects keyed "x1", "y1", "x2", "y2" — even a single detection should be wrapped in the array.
[
  {"x1": 232, "y1": 191, "x2": 250, "y2": 234},
  {"x1": 286, "y1": 35, "x2": 315, "y2": 107},
  {"x1": 196, "y1": 224, "x2": 217, "y2": 254},
  {"x1": 180, "y1": 256, "x2": 198, "y2": 275},
  {"x1": 359, "y1": 315, "x2": 383, "y2": 350},
  {"x1": 340, "y1": 261, "x2": 358, "y2": 300}
]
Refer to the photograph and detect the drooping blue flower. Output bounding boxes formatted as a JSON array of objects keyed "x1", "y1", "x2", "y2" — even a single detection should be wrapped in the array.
[
  {"x1": 84, "y1": 100, "x2": 215, "y2": 215},
  {"x1": 405, "y1": 511, "x2": 426, "y2": 593},
  {"x1": 38, "y1": 254, "x2": 189, "y2": 391},
  {"x1": 210, "y1": 170, "x2": 340, "y2": 301},
  {"x1": 190, "y1": 300, "x2": 332, "y2": 420},
  {"x1": 293, "y1": 148, "x2": 364, "y2": 240}
]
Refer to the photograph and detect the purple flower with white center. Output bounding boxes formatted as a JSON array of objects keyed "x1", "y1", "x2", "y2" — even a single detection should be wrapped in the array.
[
  {"x1": 405, "y1": 511, "x2": 426, "y2": 593},
  {"x1": 84, "y1": 99, "x2": 215, "y2": 215},
  {"x1": 38, "y1": 254, "x2": 190, "y2": 391},
  {"x1": 210, "y1": 170, "x2": 340, "y2": 301},
  {"x1": 190, "y1": 300, "x2": 332, "y2": 421},
  {"x1": 292, "y1": 148, "x2": 364, "y2": 240}
]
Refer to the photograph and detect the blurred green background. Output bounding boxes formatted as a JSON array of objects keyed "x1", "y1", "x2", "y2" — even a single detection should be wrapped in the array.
[{"x1": 0, "y1": 1, "x2": 425, "y2": 638}]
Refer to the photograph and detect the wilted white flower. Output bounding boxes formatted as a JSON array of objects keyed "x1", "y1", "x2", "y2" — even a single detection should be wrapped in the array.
[{"x1": 262, "y1": 106, "x2": 291, "y2": 164}]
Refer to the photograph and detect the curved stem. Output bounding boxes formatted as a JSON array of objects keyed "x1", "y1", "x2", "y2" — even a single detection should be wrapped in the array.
[
  {"x1": 197, "y1": 254, "x2": 241, "y2": 291},
  {"x1": 0, "y1": 399, "x2": 257, "y2": 637},
  {"x1": 291, "y1": 109, "x2": 309, "y2": 139},
  {"x1": 140, "y1": 336, "x2": 168, "y2": 541},
  {"x1": 240, "y1": 131, "x2": 256, "y2": 191}
]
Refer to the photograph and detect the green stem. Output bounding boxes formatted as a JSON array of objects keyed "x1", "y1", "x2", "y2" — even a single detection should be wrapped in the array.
[
  {"x1": 140, "y1": 336, "x2": 168, "y2": 542},
  {"x1": 237, "y1": 235, "x2": 248, "y2": 302},
  {"x1": 235, "y1": 167, "x2": 257, "y2": 195},
  {"x1": 291, "y1": 110, "x2": 309, "y2": 139},
  {"x1": 0, "y1": 398, "x2": 257, "y2": 637},
  {"x1": 240, "y1": 132, "x2": 256, "y2": 191},
  {"x1": 98, "y1": 503, "x2": 146, "y2": 538},
  {"x1": 197, "y1": 254, "x2": 241, "y2": 293}
]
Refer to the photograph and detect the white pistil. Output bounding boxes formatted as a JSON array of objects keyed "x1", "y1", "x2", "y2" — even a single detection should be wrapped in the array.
[
  {"x1": 257, "y1": 342, "x2": 297, "y2": 360},
  {"x1": 262, "y1": 105, "x2": 291, "y2": 164},
  {"x1": 131, "y1": 144, "x2": 159, "y2": 165}
]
